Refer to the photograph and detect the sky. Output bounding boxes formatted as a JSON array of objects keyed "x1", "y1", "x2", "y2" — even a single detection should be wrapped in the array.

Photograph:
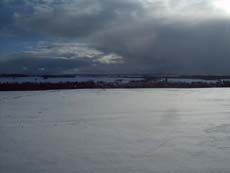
[{"x1": 0, "y1": 0, "x2": 230, "y2": 75}]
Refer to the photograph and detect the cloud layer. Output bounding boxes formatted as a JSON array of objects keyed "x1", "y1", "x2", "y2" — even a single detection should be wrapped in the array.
[{"x1": 1, "y1": 0, "x2": 230, "y2": 74}]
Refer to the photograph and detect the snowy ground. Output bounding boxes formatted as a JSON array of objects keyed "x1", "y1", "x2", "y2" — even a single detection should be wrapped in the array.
[{"x1": 1, "y1": 89, "x2": 230, "y2": 173}]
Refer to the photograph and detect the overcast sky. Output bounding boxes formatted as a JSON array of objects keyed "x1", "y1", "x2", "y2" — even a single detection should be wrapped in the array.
[{"x1": 0, "y1": 0, "x2": 230, "y2": 75}]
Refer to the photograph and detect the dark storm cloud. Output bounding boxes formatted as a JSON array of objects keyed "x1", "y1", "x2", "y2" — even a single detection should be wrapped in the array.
[
  {"x1": 92, "y1": 18, "x2": 230, "y2": 74},
  {"x1": 0, "y1": 57, "x2": 87, "y2": 74},
  {"x1": 2, "y1": 0, "x2": 144, "y2": 37},
  {"x1": 1, "y1": 0, "x2": 230, "y2": 74}
]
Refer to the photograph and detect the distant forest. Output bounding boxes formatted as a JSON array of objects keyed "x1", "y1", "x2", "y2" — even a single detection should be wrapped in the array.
[{"x1": 1, "y1": 80, "x2": 230, "y2": 91}]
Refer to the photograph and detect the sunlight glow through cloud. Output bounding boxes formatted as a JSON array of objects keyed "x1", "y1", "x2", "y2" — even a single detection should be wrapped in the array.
[{"x1": 213, "y1": 0, "x2": 230, "y2": 15}]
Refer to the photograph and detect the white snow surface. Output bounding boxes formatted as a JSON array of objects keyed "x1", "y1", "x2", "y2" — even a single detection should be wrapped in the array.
[{"x1": 1, "y1": 89, "x2": 230, "y2": 173}]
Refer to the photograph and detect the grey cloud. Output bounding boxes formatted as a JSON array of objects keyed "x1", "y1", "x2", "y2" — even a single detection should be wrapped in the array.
[
  {"x1": 11, "y1": 0, "x2": 144, "y2": 38},
  {"x1": 0, "y1": 57, "x2": 88, "y2": 74},
  {"x1": 91, "y1": 17, "x2": 230, "y2": 74},
  {"x1": 0, "y1": 42, "x2": 123, "y2": 74},
  {"x1": 1, "y1": 0, "x2": 228, "y2": 37},
  {"x1": 1, "y1": 0, "x2": 230, "y2": 74}
]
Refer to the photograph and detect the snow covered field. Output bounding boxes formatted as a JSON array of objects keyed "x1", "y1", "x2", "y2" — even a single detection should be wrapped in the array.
[{"x1": 1, "y1": 89, "x2": 230, "y2": 173}]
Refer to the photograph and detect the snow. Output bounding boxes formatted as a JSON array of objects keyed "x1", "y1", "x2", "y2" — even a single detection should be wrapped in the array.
[{"x1": 1, "y1": 89, "x2": 230, "y2": 172}]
